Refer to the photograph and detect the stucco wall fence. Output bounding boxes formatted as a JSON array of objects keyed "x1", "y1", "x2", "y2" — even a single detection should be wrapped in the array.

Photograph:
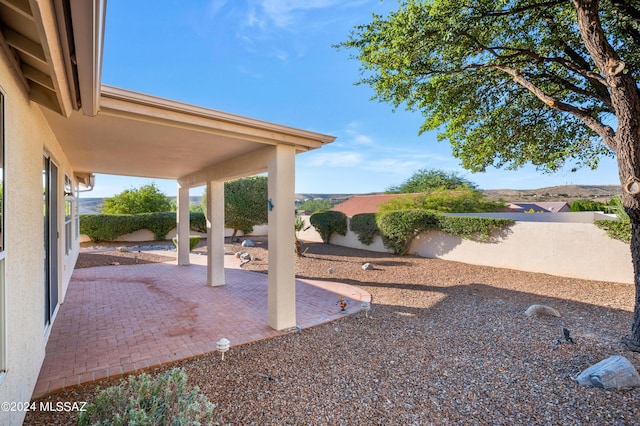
[
  {"x1": 81, "y1": 212, "x2": 633, "y2": 285},
  {"x1": 297, "y1": 212, "x2": 633, "y2": 285}
]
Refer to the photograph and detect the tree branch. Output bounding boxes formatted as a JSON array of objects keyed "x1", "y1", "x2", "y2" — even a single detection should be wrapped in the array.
[
  {"x1": 494, "y1": 64, "x2": 617, "y2": 147},
  {"x1": 464, "y1": 1, "x2": 566, "y2": 17}
]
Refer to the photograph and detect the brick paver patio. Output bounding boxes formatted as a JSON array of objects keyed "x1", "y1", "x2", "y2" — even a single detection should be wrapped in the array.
[{"x1": 32, "y1": 252, "x2": 370, "y2": 398}]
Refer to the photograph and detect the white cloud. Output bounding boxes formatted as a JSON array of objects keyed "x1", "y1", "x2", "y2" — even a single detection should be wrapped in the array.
[
  {"x1": 304, "y1": 151, "x2": 363, "y2": 167},
  {"x1": 258, "y1": 0, "x2": 342, "y2": 28},
  {"x1": 363, "y1": 158, "x2": 424, "y2": 175}
]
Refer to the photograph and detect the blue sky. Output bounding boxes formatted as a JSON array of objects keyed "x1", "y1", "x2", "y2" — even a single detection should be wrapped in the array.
[{"x1": 93, "y1": 0, "x2": 620, "y2": 198}]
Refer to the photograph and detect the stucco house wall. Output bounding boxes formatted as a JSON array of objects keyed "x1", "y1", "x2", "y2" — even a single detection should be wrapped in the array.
[{"x1": 0, "y1": 48, "x2": 80, "y2": 425}]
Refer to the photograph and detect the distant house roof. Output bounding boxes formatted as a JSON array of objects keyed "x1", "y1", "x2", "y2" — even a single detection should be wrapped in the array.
[
  {"x1": 332, "y1": 194, "x2": 402, "y2": 216},
  {"x1": 507, "y1": 202, "x2": 570, "y2": 213}
]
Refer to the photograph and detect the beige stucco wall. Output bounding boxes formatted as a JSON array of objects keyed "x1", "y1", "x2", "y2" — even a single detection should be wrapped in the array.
[
  {"x1": 299, "y1": 215, "x2": 632, "y2": 285},
  {"x1": 0, "y1": 52, "x2": 80, "y2": 425},
  {"x1": 78, "y1": 224, "x2": 269, "y2": 243},
  {"x1": 411, "y1": 222, "x2": 632, "y2": 284}
]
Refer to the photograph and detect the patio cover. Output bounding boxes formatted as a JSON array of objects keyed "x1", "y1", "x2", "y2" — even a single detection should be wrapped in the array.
[{"x1": 13, "y1": 0, "x2": 336, "y2": 331}]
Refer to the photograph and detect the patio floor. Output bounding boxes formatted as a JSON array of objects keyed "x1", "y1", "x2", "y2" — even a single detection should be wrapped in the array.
[{"x1": 32, "y1": 252, "x2": 370, "y2": 399}]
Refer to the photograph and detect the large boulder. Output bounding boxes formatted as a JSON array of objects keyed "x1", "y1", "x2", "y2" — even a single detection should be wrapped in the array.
[{"x1": 576, "y1": 355, "x2": 640, "y2": 389}]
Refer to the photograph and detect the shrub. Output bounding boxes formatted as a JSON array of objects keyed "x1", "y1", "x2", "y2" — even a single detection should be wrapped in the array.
[
  {"x1": 595, "y1": 220, "x2": 632, "y2": 243},
  {"x1": 77, "y1": 368, "x2": 215, "y2": 425},
  {"x1": 595, "y1": 195, "x2": 631, "y2": 243},
  {"x1": 189, "y1": 212, "x2": 207, "y2": 233},
  {"x1": 101, "y1": 183, "x2": 174, "y2": 214},
  {"x1": 438, "y1": 216, "x2": 514, "y2": 241},
  {"x1": 80, "y1": 212, "x2": 205, "y2": 242},
  {"x1": 376, "y1": 210, "x2": 440, "y2": 254},
  {"x1": 379, "y1": 188, "x2": 504, "y2": 213},
  {"x1": 309, "y1": 210, "x2": 347, "y2": 243},
  {"x1": 172, "y1": 236, "x2": 201, "y2": 251},
  {"x1": 349, "y1": 213, "x2": 380, "y2": 245}
]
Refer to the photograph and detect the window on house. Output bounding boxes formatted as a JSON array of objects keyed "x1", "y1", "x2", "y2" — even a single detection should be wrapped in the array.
[
  {"x1": 74, "y1": 182, "x2": 79, "y2": 240},
  {"x1": 64, "y1": 175, "x2": 73, "y2": 255}
]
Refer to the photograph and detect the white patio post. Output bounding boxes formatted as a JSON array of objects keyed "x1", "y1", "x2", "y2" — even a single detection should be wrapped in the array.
[
  {"x1": 267, "y1": 144, "x2": 296, "y2": 330},
  {"x1": 207, "y1": 180, "x2": 225, "y2": 286},
  {"x1": 176, "y1": 184, "x2": 190, "y2": 266}
]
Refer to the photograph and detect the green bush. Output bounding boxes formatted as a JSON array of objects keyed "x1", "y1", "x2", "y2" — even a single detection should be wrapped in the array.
[
  {"x1": 437, "y1": 216, "x2": 514, "y2": 241},
  {"x1": 309, "y1": 210, "x2": 348, "y2": 243},
  {"x1": 77, "y1": 368, "x2": 215, "y2": 425},
  {"x1": 172, "y1": 235, "x2": 201, "y2": 251},
  {"x1": 189, "y1": 212, "x2": 207, "y2": 233},
  {"x1": 595, "y1": 220, "x2": 632, "y2": 243},
  {"x1": 376, "y1": 210, "x2": 440, "y2": 254},
  {"x1": 595, "y1": 196, "x2": 631, "y2": 243},
  {"x1": 80, "y1": 212, "x2": 206, "y2": 242},
  {"x1": 349, "y1": 213, "x2": 380, "y2": 245},
  {"x1": 379, "y1": 188, "x2": 504, "y2": 213}
]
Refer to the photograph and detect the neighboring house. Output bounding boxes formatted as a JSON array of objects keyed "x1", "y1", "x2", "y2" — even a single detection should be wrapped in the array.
[
  {"x1": 506, "y1": 202, "x2": 571, "y2": 213},
  {"x1": 332, "y1": 193, "x2": 402, "y2": 216},
  {"x1": 0, "y1": 2, "x2": 334, "y2": 425}
]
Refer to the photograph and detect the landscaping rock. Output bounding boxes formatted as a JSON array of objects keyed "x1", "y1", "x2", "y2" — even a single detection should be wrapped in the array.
[
  {"x1": 576, "y1": 355, "x2": 640, "y2": 389},
  {"x1": 117, "y1": 246, "x2": 130, "y2": 252},
  {"x1": 242, "y1": 239, "x2": 255, "y2": 247},
  {"x1": 524, "y1": 304, "x2": 561, "y2": 317},
  {"x1": 362, "y1": 262, "x2": 373, "y2": 270}
]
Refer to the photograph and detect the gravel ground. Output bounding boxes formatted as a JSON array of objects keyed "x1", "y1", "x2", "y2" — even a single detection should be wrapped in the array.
[{"x1": 25, "y1": 238, "x2": 640, "y2": 425}]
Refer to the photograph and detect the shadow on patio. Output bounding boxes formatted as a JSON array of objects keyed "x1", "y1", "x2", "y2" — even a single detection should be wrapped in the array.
[{"x1": 32, "y1": 253, "x2": 369, "y2": 398}]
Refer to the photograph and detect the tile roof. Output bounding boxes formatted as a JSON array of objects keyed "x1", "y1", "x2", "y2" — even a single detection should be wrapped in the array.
[{"x1": 332, "y1": 194, "x2": 402, "y2": 216}]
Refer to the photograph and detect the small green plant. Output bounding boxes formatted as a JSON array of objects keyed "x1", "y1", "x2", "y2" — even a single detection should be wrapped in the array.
[
  {"x1": 172, "y1": 235, "x2": 201, "y2": 251},
  {"x1": 77, "y1": 368, "x2": 215, "y2": 425},
  {"x1": 595, "y1": 195, "x2": 631, "y2": 243},
  {"x1": 349, "y1": 213, "x2": 380, "y2": 245},
  {"x1": 309, "y1": 210, "x2": 347, "y2": 243},
  {"x1": 294, "y1": 215, "x2": 310, "y2": 256}
]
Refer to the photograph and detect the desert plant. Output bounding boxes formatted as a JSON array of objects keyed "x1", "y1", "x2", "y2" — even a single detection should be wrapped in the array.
[
  {"x1": 294, "y1": 215, "x2": 310, "y2": 256},
  {"x1": 595, "y1": 196, "x2": 631, "y2": 243},
  {"x1": 309, "y1": 210, "x2": 347, "y2": 243},
  {"x1": 77, "y1": 368, "x2": 215, "y2": 425},
  {"x1": 172, "y1": 235, "x2": 201, "y2": 251}
]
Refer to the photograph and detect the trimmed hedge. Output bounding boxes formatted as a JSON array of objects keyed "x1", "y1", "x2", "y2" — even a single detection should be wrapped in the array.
[
  {"x1": 377, "y1": 210, "x2": 440, "y2": 255},
  {"x1": 349, "y1": 213, "x2": 380, "y2": 245},
  {"x1": 80, "y1": 212, "x2": 207, "y2": 242},
  {"x1": 356, "y1": 211, "x2": 515, "y2": 255},
  {"x1": 437, "y1": 216, "x2": 514, "y2": 242},
  {"x1": 309, "y1": 210, "x2": 348, "y2": 243}
]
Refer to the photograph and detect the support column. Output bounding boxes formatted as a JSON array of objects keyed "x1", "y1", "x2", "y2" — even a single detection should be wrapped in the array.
[
  {"x1": 267, "y1": 145, "x2": 296, "y2": 330},
  {"x1": 207, "y1": 180, "x2": 225, "y2": 286},
  {"x1": 176, "y1": 185, "x2": 190, "y2": 266}
]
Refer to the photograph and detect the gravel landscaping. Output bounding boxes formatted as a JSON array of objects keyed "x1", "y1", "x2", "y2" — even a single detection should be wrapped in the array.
[{"x1": 25, "y1": 238, "x2": 640, "y2": 425}]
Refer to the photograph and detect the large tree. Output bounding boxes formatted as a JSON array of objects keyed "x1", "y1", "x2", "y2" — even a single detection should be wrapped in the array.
[
  {"x1": 387, "y1": 168, "x2": 478, "y2": 193},
  {"x1": 338, "y1": 0, "x2": 640, "y2": 350},
  {"x1": 101, "y1": 183, "x2": 174, "y2": 214}
]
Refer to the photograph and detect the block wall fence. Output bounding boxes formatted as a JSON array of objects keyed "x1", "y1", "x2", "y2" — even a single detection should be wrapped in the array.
[{"x1": 81, "y1": 212, "x2": 633, "y2": 284}]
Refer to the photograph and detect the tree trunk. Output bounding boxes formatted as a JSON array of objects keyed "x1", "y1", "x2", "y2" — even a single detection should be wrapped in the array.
[
  {"x1": 575, "y1": 0, "x2": 640, "y2": 351},
  {"x1": 624, "y1": 218, "x2": 640, "y2": 351}
]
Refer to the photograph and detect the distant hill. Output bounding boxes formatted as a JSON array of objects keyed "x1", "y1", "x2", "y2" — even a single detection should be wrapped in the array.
[
  {"x1": 78, "y1": 185, "x2": 622, "y2": 214},
  {"x1": 481, "y1": 185, "x2": 621, "y2": 203}
]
